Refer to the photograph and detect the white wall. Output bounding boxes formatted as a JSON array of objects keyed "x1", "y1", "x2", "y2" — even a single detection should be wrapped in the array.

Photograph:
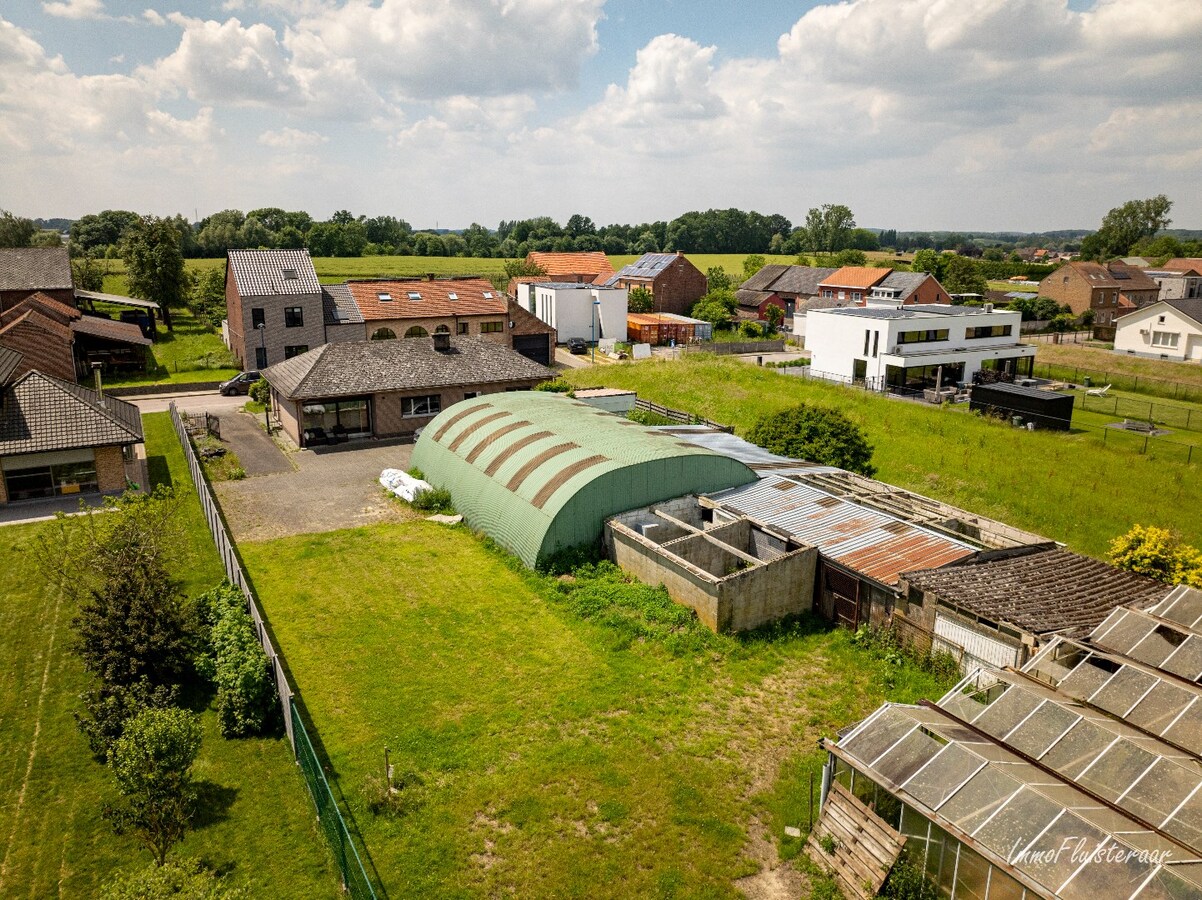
[
  {"x1": 1114, "y1": 303, "x2": 1202, "y2": 362},
  {"x1": 532, "y1": 285, "x2": 628, "y2": 342},
  {"x1": 807, "y1": 307, "x2": 1028, "y2": 382}
]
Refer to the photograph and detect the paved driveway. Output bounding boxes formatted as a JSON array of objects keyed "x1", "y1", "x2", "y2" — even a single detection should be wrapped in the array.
[{"x1": 213, "y1": 439, "x2": 418, "y2": 542}]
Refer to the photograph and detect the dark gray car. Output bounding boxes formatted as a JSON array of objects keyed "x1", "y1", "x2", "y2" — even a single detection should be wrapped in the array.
[{"x1": 219, "y1": 371, "x2": 261, "y2": 396}]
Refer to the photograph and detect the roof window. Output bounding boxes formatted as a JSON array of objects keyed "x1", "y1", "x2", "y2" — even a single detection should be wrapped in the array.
[
  {"x1": 447, "y1": 292, "x2": 458, "y2": 301},
  {"x1": 407, "y1": 292, "x2": 422, "y2": 301},
  {"x1": 377, "y1": 292, "x2": 393, "y2": 302},
  {"x1": 282, "y1": 268, "x2": 298, "y2": 280},
  {"x1": 483, "y1": 291, "x2": 494, "y2": 299}
]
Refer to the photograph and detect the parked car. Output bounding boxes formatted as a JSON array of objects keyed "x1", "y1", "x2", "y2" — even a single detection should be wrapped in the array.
[
  {"x1": 566, "y1": 337, "x2": 588, "y2": 355},
  {"x1": 219, "y1": 371, "x2": 260, "y2": 396}
]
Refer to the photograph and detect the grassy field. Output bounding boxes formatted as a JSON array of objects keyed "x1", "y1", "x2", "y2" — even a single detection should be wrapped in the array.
[
  {"x1": 1033, "y1": 341, "x2": 1202, "y2": 401},
  {"x1": 93, "y1": 303, "x2": 238, "y2": 387},
  {"x1": 0, "y1": 413, "x2": 336, "y2": 897},
  {"x1": 241, "y1": 522, "x2": 952, "y2": 898},
  {"x1": 559, "y1": 356, "x2": 1201, "y2": 558}
]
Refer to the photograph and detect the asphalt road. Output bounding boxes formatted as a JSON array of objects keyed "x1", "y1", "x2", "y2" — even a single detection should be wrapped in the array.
[{"x1": 130, "y1": 390, "x2": 248, "y2": 415}]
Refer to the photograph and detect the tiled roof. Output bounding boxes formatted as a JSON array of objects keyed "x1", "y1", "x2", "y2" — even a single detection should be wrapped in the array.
[
  {"x1": 227, "y1": 249, "x2": 320, "y2": 297},
  {"x1": 0, "y1": 310, "x2": 76, "y2": 381},
  {"x1": 738, "y1": 264, "x2": 790, "y2": 292},
  {"x1": 0, "y1": 307, "x2": 73, "y2": 342},
  {"x1": 1106, "y1": 262, "x2": 1160, "y2": 292},
  {"x1": 735, "y1": 289, "x2": 775, "y2": 309},
  {"x1": 71, "y1": 314, "x2": 152, "y2": 346},
  {"x1": 1062, "y1": 260, "x2": 1120, "y2": 288},
  {"x1": 0, "y1": 346, "x2": 22, "y2": 386},
  {"x1": 261, "y1": 335, "x2": 554, "y2": 401},
  {"x1": 607, "y1": 253, "x2": 692, "y2": 284},
  {"x1": 769, "y1": 266, "x2": 838, "y2": 295},
  {"x1": 901, "y1": 547, "x2": 1169, "y2": 636},
  {"x1": 818, "y1": 266, "x2": 890, "y2": 290},
  {"x1": 347, "y1": 278, "x2": 506, "y2": 321},
  {"x1": 0, "y1": 292, "x2": 79, "y2": 327},
  {"x1": 1163, "y1": 297, "x2": 1202, "y2": 327},
  {"x1": 0, "y1": 248, "x2": 73, "y2": 292},
  {"x1": 321, "y1": 284, "x2": 364, "y2": 326},
  {"x1": 876, "y1": 271, "x2": 931, "y2": 300},
  {"x1": 526, "y1": 252, "x2": 615, "y2": 285},
  {"x1": 1163, "y1": 258, "x2": 1202, "y2": 275},
  {"x1": 0, "y1": 370, "x2": 143, "y2": 455}
]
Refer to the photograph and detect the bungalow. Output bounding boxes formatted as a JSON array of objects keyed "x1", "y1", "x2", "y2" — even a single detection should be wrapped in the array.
[
  {"x1": 1145, "y1": 263, "x2": 1202, "y2": 301},
  {"x1": 1113, "y1": 297, "x2": 1202, "y2": 362},
  {"x1": 0, "y1": 349, "x2": 145, "y2": 504},
  {"x1": 260, "y1": 334, "x2": 554, "y2": 448},
  {"x1": 605, "y1": 252, "x2": 707, "y2": 315}
]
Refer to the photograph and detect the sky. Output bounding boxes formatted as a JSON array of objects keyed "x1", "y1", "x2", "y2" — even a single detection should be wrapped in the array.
[{"x1": 2, "y1": 0, "x2": 1200, "y2": 233}]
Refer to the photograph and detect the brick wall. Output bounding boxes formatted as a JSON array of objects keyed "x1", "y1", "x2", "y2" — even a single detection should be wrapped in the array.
[
  {"x1": 94, "y1": 445, "x2": 127, "y2": 492},
  {"x1": 225, "y1": 261, "x2": 244, "y2": 367},
  {"x1": 367, "y1": 315, "x2": 510, "y2": 344},
  {"x1": 0, "y1": 467, "x2": 7, "y2": 504},
  {"x1": 652, "y1": 254, "x2": 708, "y2": 315}
]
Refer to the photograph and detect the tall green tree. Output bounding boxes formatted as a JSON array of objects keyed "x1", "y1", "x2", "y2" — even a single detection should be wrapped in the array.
[
  {"x1": 800, "y1": 204, "x2": 856, "y2": 253},
  {"x1": 0, "y1": 209, "x2": 37, "y2": 247},
  {"x1": 742, "y1": 254, "x2": 767, "y2": 279},
  {"x1": 941, "y1": 255, "x2": 988, "y2": 296},
  {"x1": 747, "y1": 404, "x2": 876, "y2": 476},
  {"x1": 1081, "y1": 195, "x2": 1173, "y2": 260},
  {"x1": 627, "y1": 286, "x2": 653, "y2": 313},
  {"x1": 122, "y1": 217, "x2": 189, "y2": 330},
  {"x1": 105, "y1": 707, "x2": 203, "y2": 866}
]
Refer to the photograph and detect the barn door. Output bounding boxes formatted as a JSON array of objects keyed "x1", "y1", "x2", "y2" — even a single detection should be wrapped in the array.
[{"x1": 821, "y1": 563, "x2": 860, "y2": 630}]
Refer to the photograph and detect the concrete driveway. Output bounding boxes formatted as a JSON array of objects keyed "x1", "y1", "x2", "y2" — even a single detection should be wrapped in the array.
[{"x1": 213, "y1": 438, "x2": 419, "y2": 543}]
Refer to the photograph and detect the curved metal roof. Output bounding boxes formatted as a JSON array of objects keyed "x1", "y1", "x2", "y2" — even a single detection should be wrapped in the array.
[{"x1": 412, "y1": 392, "x2": 757, "y2": 567}]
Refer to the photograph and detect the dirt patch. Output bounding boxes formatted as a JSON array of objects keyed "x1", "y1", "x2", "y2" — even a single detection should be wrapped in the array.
[
  {"x1": 734, "y1": 817, "x2": 809, "y2": 900},
  {"x1": 214, "y1": 441, "x2": 421, "y2": 541}
]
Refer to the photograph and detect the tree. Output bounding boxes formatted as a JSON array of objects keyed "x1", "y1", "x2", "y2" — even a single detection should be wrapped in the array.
[
  {"x1": 763, "y1": 303, "x2": 784, "y2": 335},
  {"x1": 627, "y1": 286, "x2": 653, "y2": 313},
  {"x1": 105, "y1": 707, "x2": 202, "y2": 866},
  {"x1": 1083, "y1": 195, "x2": 1173, "y2": 260},
  {"x1": 847, "y1": 228, "x2": 880, "y2": 251},
  {"x1": 911, "y1": 248, "x2": 945, "y2": 279},
  {"x1": 30, "y1": 230, "x2": 64, "y2": 248},
  {"x1": 0, "y1": 209, "x2": 37, "y2": 247},
  {"x1": 190, "y1": 268, "x2": 226, "y2": 328},
  {"x1": 941, "y1": 255, "x2": 987, "y2": 296},
  {"x1": 72, "y1": 255, "x2": 108, "y2": 293},
  {"x1": 1110, "y1": 525, "x2": 1202, "y2": 587},
  {"x1": 122, "y1": 217, "x2": 188, "y2": 330},
  {"x1": 832, "y1": 248, "x2": 868, "y2": 267},
  {"x1": 706, "y1": 266, "x2": 733, "y2": 292},
  {"x1": 747, "y1": 404, "x2": 876, "y2": 476},
  {"x1": 800, "y1": 204, "x2": 856, "y2": 253},
  {"x1": 742, "y1": 254, "x2": 767, "y2": 279},
  {"x1": 70, "y1": 210, "x2": 140, "y2": 255}
]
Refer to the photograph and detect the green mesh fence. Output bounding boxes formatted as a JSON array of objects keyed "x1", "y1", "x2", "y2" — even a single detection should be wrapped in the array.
[{"x1": 292, "y1": 704, "x2": 377, "y2": 899}]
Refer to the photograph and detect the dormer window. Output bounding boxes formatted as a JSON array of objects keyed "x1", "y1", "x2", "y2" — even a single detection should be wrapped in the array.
[
  {"x1": 377, "y1": 292, "x2": 393, "y2": 302},
  {"x1": 407, "y1": 292, "x2": 422, "y2": 301},
  {"x1": 282, "y1": 268, "x2": 298, "y2": 280}
]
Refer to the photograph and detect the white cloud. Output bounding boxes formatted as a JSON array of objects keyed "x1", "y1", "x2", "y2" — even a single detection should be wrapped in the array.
[
  {"x1": 42, "y1": 0, "x2": 107, "y2": 20},
  {"x1": 258, "y1": 126, "x2": 327, "y2": 148},
  {"x1": 142, "y1": 8, "x2": 166, "y2": 26}
]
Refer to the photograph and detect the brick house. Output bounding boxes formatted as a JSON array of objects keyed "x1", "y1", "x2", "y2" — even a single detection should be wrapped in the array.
[
  {"x1": 0, "y1": 248, "x2": 75, "y2": 313},
  {"x1": 606, "y1": 252, "x2": 707, "y2": 315},
  {"x1": 0, "y1": 349, "x2": 145, "y2": 504},
  {"x1": 225, "y1": 249, "x2": 326, "y2": 370},
  {"x1": 525, "y1": 251, "x2": 615, "y2": 285},
  {"x1": 1037, "y1": 261, "x2": 1160, "y2": 328},
  {"x1": 260, "y1": 334, "x2": 553, "y2": 448},
  {"x1": 736, "y1": 265, "x2": 838, "y2": 320}
]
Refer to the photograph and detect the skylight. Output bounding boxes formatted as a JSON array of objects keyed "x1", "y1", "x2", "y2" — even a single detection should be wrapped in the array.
[
  {"x1": 483, "y1": 291, "x2": 493, "y2": 298},
  {"x1": 407, "y1": 292, "x2": 422, "y2": 301},
  {"x1": 282, "y1": 268, "x2": 298, "y2": 279},
  {"x1": 377, "y1": 292, "x2": 392, "y2": 302},
  {"x1": 447, "y1": 292, "x2": 458, "y2": 300}
]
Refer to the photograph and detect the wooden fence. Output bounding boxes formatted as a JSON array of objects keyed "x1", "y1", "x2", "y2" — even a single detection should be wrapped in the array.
[{"x1": 633, "y1": 398, "x2": 733, "y2": 432}]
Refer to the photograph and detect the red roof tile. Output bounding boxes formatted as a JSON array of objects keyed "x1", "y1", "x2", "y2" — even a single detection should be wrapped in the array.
[
  {"x1": 818, "y1": 266, "x2": 890, "y2": 291},
  {"x1": 347, "y1": 278, "x2": 507, "y2": 321},
  {"x1": 526, "y1": 252, "x2": 615, "y2": 285}
]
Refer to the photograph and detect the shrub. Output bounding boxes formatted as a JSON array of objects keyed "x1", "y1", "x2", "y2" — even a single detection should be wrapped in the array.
[
  {"x1": 627, "y1": 408, "x2": 674, "y2": 426},
  {"x1": 1110, "y1": 525, "x2": 1202, "y2": 587},
  {"x1": 880, "y1": 851, "x2": 938, "y2": 900},
  {"x1": 76, "y1": 678, "x2": 179, "y2": 763},
  {"x1": 534, "y1": 379, "x2": 573, "y2": 393},
  {"x1": 196, "y1": 582, "x2": 274, "y2": 737},
  {"x1": 627, "y1": 286, "x2": 653, "y2": 313},
  {"x1": 101, "y1": 857, "x2": 247, "y2": 900},
  {"x1": 248, "y1": 378, "x2": 270, "y2": 405},
  {"x1": 411, "y1": 486, "x2": 455, "y2": 514},
  {"x1": 747, "y1": 404, "x2": 877, "y2": 476}
]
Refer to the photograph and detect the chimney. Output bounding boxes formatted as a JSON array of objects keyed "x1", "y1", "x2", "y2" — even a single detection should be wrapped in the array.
[
  {"x1": 676, "y1": 250, "x2": 684, "y2": 257},
  {"x1": 433, "y1": 332, "x2": 451, "y2": 352},
  {"x1": 984, "y1": 302, "x2": 994, "y2": 313},
  {"x1": 427, "y1": 273, "x2": 436, "y2": 281}
]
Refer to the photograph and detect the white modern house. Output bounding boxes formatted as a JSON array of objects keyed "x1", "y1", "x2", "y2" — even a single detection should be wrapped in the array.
[
  {"x1": 806, "y1": 304, "x2": 1035, "y2": 392},
  {"x1": 1114, "y1": 299, "x2": 1202, "y2": 362},
  {"x1": 516, "y1": 282, "x2": 628, "y2": 344}
]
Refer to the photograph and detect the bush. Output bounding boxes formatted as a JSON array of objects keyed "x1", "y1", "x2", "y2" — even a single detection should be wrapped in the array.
[
  {"x1": 411, "y1": 486, "x2": 455, "y2": 514},
  {"x1": 746, "y1": 404, "x2": 877, "y2": 476},
  {"x1": 76, "y1": 678, "x2": 179, "y2": 763},
  {"x1": 101, "y1": 857, "x2": 247, "y2": 900},
  {"x1": 1110, "y1": 525, "x2": 1202, "y2": 587},
  {"x1": 534, "y1": 379, "x2": 573, "y2": 393},
  {"x1": 196, "y1": 582, "x2": 274, "y2": 737},
  {"x1": 248, "y1": 378, "x2": 270, "y2": 405}
]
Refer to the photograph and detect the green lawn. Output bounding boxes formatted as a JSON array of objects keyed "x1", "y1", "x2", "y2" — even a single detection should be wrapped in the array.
[
  {"x1": 95, "y1": 304, "x2": 238, "y2": 388},
  {"x1": 0, "y1": 413, "x2": 336, "y2": 897},
  {"x1": 241, "y1": 523, "x2": 951, "y2": 898},
  {"x1": 1033, "y1": 341, "x2": 1202, "y2": 402},
  {"x1": 559, "y1": 356, "x2": 1202, "y2": 558}
]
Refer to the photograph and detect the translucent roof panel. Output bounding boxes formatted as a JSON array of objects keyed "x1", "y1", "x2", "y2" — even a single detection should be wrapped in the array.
[
  {"x1": 1148, "y1": 586, "x2": 1202, "y2": 632},
  {"x1": 1092, "y1": 608, "x2": 1202, "y2": 681}
]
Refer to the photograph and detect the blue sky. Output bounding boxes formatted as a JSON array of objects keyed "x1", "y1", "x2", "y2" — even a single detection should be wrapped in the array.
[{"x1": 2, "y1": 0, "x2": 1199, "y2": 232}]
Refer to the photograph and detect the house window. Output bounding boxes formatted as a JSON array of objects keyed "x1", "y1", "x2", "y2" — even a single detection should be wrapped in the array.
[
  {"x1": 284, "y1": 345, "x2": 309, "y2": 359},
  {"x1": 965, "y1": 325, "x2": 1013, "y2": 339},
  {"x1": 402, "y1": 395, "x2": 442, "y2": 418},
  {"x1": 457, "y1": 322, "x2": 469, "y2": 335},
  {"x1": 405, "y1": 326, "x2": 428, "y2": 338},
  {"x1": 434, "y1": 324, "x2": 450, "y2": 334},
  {"x1": 1151, "y1": 331, "x2": 1179, "y2": 348},
  {"x1": 3, "y1": 456, "x2": 98, "y2": 501},
  {"x1": 864, "y1": 330, "x2": 871, "y2": 356},
  {"x1": 251, "y1": 308, "x2": 265, "y2": 328},
  {"x1": 822, "y1": 289, "x2": 833, "y2": 299},
  {"x1": 463, "y1": 391, "x2": 479, "y2": 400},
  {"x1": 371, "y1": 328, "x2": 397, "y2": 340},
  {"x1": 284, "y1": 307, "x2": 304, "y2": 327},
  {"x1": 897, "y1": 329, "x2": 950, "y2": 344},
  {"x1": 302, "y1": 398, "x2": 371, "y2": 441},
  {"x1": 255, "y1": 347, "x2": 268, "y2": 369},
  {"x1": 480, "y1": 321, "x2": 504, "y2": 334},
  {"x1": 852, "y1": 292, "x2": 862, "y2": 302},
  {"x1": 872, "y1": 331, "x2": 879, "y2": 358},
  {"x1": 1158, "y1": 315, "x2": 1166, "y2": 324}
]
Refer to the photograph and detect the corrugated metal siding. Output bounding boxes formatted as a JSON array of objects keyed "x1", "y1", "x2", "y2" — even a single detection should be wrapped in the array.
[
  {"x1": 706, "y1": 478, "x2": 974, "y2": 585},
  {"x1": 411, "y1": 392, "x2": 757, "y2": 567}
]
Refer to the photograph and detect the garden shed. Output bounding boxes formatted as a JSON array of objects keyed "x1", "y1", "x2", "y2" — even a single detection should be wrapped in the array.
[
  {"x1": 411, "y1": 392, "x2": 758, "y2": 567},
  {"x1": 968, "y1": 382, "x2": 1074, "y2": 430}
]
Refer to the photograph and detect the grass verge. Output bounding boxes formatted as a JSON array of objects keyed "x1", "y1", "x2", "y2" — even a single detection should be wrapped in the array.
[
  {"x1": 0, "y1": 413, "x2": 336, "y2": 897},
  {"x1": 241, "y1": 521, "x2": 953, "y2": 898},
  {"x1": 558, "y1": 355, "x2": 1201, "y2": 557}
]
